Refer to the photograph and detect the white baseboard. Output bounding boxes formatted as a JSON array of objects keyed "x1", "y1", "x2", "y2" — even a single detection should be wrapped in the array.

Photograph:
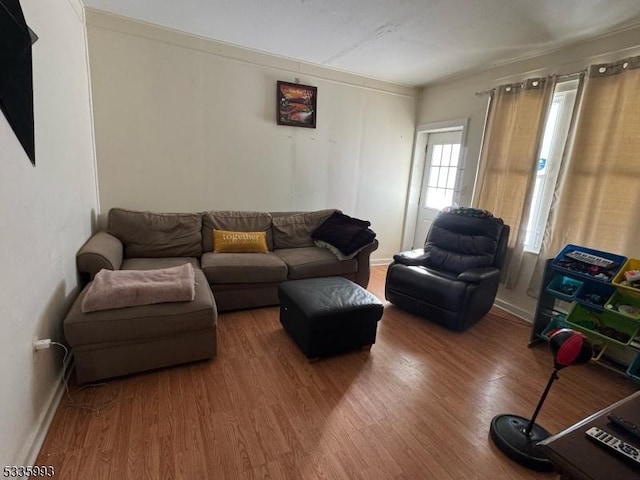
[
  {"x1": 371, "y1": 258, "x2": 392, "y2": 266},
  {"x1": 21, "y1": 357, "x2": 73, "y2": 468},
  {"x1": 494, "y1": 298, "x2": 533, "y2": 323}
]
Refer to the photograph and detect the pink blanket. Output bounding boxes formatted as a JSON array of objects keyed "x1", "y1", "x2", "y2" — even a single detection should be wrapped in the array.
[{"x1": 82, "y1": 263, "x2": 196, "y2": 313}]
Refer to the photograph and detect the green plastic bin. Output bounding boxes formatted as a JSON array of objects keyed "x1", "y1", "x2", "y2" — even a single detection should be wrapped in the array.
[
  {"x1": 605, "y1": 290, "x2": 640, "y2": 320},
  {"x1": 566, "y1": 304, "x2": 640, "y2": 347}
]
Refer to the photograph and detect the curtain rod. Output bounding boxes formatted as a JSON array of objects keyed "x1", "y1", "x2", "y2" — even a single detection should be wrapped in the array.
[{"x1": 474, "y1": 69, "x2": 587, "y2": 96}]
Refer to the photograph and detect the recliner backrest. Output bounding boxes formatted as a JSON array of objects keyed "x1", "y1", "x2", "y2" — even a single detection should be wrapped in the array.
[{"x1": 423, "y1": 213, "x2": 508, "y2": 275}]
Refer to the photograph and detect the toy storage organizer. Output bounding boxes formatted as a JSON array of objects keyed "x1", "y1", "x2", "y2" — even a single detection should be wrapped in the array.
[{"x1": 530, "y1": 244, "x2": 640, "y2": 383}]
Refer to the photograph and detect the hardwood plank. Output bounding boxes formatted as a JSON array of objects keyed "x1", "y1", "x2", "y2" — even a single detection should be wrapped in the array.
[{"x1": 35, "y1": 265, "x2": 638, "y2": 479}]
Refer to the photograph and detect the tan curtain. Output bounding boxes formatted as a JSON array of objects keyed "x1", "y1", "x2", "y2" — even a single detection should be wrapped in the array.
[
  {"x1": 474, "y1": 77, "x2": 555, "y2": 288},
  {"x1": 530, "y1": 56, "x2": 640, "y2": 294}
]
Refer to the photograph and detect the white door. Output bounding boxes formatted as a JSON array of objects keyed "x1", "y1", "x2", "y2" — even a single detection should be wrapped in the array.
[{"x1": 412, "y1": 130, "x2": 463, "y2": 248}]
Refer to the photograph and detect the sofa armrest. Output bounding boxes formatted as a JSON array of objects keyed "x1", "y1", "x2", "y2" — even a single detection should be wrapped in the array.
[
  {"x1": 353, "y1": 239, "x2": 379, "y2": 288},
  {"x1": 393, "y1": 249, "x2": 428, "y2": 267},
  {"x1": 457, "y1": 267, "x2": 500, "y2": 284},
  {"x1": 76, "y1": 231, "x2": 123, "y2": 279}
]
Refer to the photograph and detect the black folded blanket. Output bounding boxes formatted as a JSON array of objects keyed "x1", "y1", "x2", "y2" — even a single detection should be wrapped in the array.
[{"x1": 311, "y1": 211, "x2": 376, "y2": 256}]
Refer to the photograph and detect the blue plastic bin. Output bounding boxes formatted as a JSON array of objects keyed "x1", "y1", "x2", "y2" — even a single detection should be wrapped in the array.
[
  {"x1": 576, "y1": 282, "x2": 616, "y2": 311},
  {"x1": 626, "y1": 354, "x2": 640, "y2": 383},
  {"x1": 552, "y1": 244, "x2": 626, "y2": 283},
  {"x1": 546, "y1": 276, "x2": 583, "y2": 302},
  {"x1": 540, "y1": 315, "x2": 569, "y2": 341}
]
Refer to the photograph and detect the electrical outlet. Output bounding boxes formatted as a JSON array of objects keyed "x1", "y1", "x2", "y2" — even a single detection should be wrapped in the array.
[
  {"x1": 33, "y1": 339, "x2": 52, "y2": 351},
  {"x1": 33, "y1": 337, "x2": 49, "y2": 364}
]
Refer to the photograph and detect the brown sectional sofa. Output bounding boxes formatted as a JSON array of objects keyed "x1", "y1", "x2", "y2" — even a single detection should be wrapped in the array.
[
  {"x1": 65, "y1": 208, "x2": 378, "y2": 383},
  {"x1": 77, "y1": 208, "x2": 378, "y2": 311}
]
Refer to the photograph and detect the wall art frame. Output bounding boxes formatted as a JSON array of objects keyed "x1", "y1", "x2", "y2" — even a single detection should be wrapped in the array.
[{"x1": 277, "y1": 80, "x2": 317, "y2": 128}]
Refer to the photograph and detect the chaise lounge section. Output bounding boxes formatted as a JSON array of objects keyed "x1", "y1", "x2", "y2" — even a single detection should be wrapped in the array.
[{"x1": 65, "y1": 259, "x2": 217, "y2": 384}]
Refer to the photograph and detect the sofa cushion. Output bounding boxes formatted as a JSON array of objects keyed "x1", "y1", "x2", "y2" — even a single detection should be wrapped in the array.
[
  {"x1": 201, "y1": 252, "x2": 288, "y2": 284},
  {"x1": 271, "y1": 210, "x2": 336, "y2": 249},
  {"x1": 121, "y1": 257, "x2": 200, "y2": 271},
  {"x1": 202, "y1": 211, "x2": 273, "y2": 252},
  {"x1": 64, "y1": 268, "x2": 215, "y2": 346},
  {"x1": 213, "y1": 230, "x2": 268, "y2": 253},
  {"x1": 108, "y1": 208, "x2": 203, "y2": 259},
  {"x1": 274, "y1": 247, "x2": 357, "y2": 280}
]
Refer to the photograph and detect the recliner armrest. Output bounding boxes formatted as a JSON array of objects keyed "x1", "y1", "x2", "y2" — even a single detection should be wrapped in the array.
[
  {"x1": 457, "y1": 267, "x2": 500, "y2": 284},
  {"x1": 393, "y1": 249, "x2": 428, "y2": 266}
]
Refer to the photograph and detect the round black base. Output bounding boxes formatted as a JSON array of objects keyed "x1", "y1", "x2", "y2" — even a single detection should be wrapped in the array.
[{"x1": 490, "y1": 414, "x2": 555, "y2": 472}]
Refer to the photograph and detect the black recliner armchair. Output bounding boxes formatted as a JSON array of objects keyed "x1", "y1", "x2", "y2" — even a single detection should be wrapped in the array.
[{"x1": 385, "y1": 211, "x2": 510, "y2": 331}]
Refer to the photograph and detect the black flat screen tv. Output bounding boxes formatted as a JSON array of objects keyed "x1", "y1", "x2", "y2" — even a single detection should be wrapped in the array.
[{"x1": 1, "y1": 0, "x2": 37, "y2": 165}]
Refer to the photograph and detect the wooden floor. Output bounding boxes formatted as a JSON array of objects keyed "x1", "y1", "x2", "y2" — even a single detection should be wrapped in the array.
[{"x1": 36, "y1": 265, "x2": 638, "y2": 479}]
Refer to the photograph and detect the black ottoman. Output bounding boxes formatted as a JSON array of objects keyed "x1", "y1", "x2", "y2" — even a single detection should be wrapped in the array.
[{"x1": 278, "y1": 277, "x2": 384, "y2": 361}]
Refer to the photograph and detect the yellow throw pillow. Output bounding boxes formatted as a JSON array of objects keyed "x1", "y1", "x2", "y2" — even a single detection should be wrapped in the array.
[{"x1": 213, "y1": 230, "x2": 268, "y2": 253}]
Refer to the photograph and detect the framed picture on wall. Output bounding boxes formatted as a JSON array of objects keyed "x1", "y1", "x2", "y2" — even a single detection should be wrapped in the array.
[{"x1": 277, "y1": 81, "x2": 317, "y2": 128}]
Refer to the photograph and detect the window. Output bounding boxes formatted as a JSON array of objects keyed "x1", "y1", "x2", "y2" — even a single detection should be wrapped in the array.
[
  {"x1": 524, "y1": 80, "x2": 579, "y2": 253},
  {"x1": 424, "y1": 139, "x2": 461, "y2": 210}
]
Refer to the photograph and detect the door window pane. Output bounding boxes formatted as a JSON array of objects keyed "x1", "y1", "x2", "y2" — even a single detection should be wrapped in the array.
[
  {"x1": 424, "y1": 141, "x2": 461, "y2": 210},
  {"x1": 432, "y1": 144, "x2": 443, "y2": 166},
  {"x1": 442, "y1": 144, "x2": 452, "y2": 166},
  {"x1": 450, "y1": 144, "x2": 460, "y2": 167}
]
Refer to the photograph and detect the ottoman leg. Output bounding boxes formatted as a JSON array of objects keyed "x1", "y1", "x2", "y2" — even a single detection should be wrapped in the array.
[
  {"x1": 360, "y1": 344, "x2": 372, "y2": 351},
  {"x1": 308, "y1": 356, "x2": 320, "y2": 364}
]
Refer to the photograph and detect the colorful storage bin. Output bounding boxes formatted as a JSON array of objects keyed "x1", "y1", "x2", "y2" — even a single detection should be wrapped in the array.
[
  {"x1": 552, "y1": 244, "x2": 626, "y2": 283},
  {"x1": 540, "y1": 315, "x2": 569, "y2": 341},
  {"x1": 546, "y1": 275, "x2": 583, "y2": 302},
  {"x1": 605, "y1": 290, "x2": 640, "y2": 320},
  {"x1": 626, "y1": 354, "x2": 640, "y2": 383},
  {"x1": 576, "y1": 282, "x2": 616, "y2": 311},
  {"x1": 612, "y1": 258, "x2": 640, "y2": 297},
  {"x1": 566, "y1": 304, "x2": 640, "y2": 346}
]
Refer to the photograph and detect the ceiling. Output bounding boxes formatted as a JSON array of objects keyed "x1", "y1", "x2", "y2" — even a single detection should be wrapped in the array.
[{"x1": 82, "y1": 0, "x2": 640, "y2": 86}]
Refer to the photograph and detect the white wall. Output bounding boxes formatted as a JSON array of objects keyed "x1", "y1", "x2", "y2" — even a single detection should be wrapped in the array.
[
  {"x1": 416, "y1": 25, "x2": 640, "y2": 319},
  {"x1": 85, "y1": 10, "x2": 419, "y2": 262},
  {"x1": 0, "y1": 0, "x2": 97, "y2": 466}
]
